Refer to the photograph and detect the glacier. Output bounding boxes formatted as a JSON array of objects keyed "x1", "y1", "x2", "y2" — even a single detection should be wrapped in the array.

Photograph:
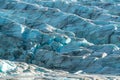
[{"x1": 0, "y1": 0, "x2": 120, "y2": 80}]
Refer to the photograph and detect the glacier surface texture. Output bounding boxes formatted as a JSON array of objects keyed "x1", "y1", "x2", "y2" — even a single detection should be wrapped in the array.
[{"x1": 0, "y1": 0, "x2": 120, "y2": 80}]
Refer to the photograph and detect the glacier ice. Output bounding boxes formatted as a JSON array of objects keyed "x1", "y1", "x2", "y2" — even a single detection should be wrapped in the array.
[
  {"x1": 0, "y1": 0, "x2": 120, "y2": 79},
  {"x1": 0, "y1": 60, "x2": 16, "y2": 73}
]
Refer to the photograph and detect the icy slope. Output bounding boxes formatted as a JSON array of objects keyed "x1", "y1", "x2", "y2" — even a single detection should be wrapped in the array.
[{"x1": 0, "y1": 0, "x2": 120, "y2": 79}]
